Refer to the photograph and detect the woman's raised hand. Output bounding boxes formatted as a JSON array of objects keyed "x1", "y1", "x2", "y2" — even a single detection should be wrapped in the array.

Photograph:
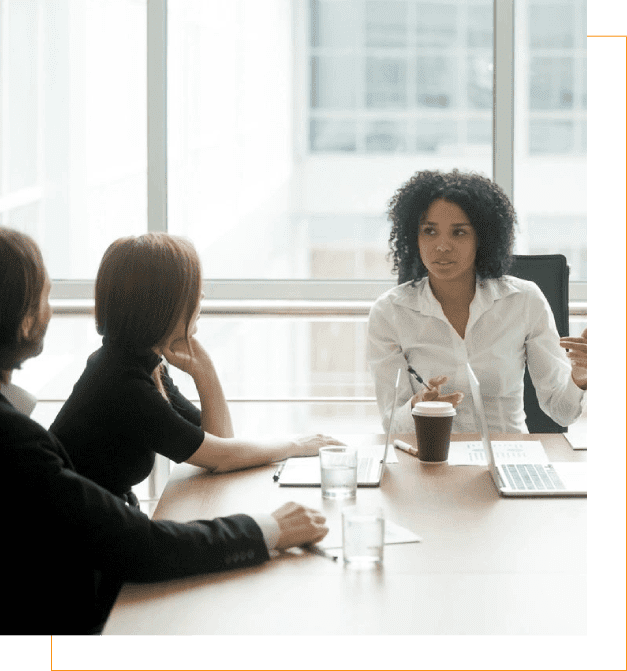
[
  {"x1": 560, "y1": 328, "x2": 587, "y2": 390},
  {"x1": 162, "y1": 336, "x2": 210, "y2": 378},
  {"x1": 410, "y1": 375, "x2": 464, "y2": 409}
]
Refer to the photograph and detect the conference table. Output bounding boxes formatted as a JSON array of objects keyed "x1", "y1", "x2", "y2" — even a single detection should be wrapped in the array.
[{"x1": 103, "y1": 433, "x2": 586, "y2": 635}]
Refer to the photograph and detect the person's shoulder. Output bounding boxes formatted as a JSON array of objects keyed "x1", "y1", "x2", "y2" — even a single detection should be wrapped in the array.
[
  {"x1": 371, "y1": 279, "x2": 425, "y2": 310},
  {"x1": 491, "y1": 275, "x2": 544, "y2": 300},
  {"x1": 65, "y1": 345, "x2": 110, "y2": 390},
  {"x1": 498, "y1": 275, "x2": 539, "y2": 290},
  {"x1": 0, "y1": 395, "x2": 43, "y2": 438},
  {"x1": 0, "y1": 398, "x2": 67, "y2": 466},
  {"x1": 89, "y1": 344, "x2": 157, "y2": 392}
]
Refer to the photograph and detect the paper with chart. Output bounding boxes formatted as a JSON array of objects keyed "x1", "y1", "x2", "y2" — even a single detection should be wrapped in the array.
[{"x1": 447, "y1": 440, "x2": 549, "y2": 465}]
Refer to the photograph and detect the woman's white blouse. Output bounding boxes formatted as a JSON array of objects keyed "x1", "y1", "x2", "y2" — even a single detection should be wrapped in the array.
[{"x1": 367, "y1": 275, "x2": 585, "y2": 434}]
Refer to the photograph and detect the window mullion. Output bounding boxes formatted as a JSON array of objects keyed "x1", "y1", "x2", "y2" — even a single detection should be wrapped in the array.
[
  {"x1": 147, "y1": 0, "x2": 168, "y2": 232},
  {"x1": 493, "y1": 0, "x2": 515, "y2": 202}
]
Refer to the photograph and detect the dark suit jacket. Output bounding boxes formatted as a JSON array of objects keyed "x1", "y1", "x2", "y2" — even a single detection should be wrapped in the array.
[{"x1": 0, "y1": 393, "x2": 269, "y2": 634}]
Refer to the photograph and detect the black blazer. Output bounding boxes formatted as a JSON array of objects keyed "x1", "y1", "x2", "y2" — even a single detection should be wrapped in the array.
[{"x1": 0, "y1": 394, "x2": 269, "y2": 634}]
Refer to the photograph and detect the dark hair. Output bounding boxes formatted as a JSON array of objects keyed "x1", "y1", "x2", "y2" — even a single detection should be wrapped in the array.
[
  {"x1": 387, "y1": 169, "x2": 516, "y2": 283},
  {"x1": 95, "y1": 233, "x2": 202, "y2": 350},
  {"x1": 0, "y1": 227, "x2": 47, "y2": 381}
]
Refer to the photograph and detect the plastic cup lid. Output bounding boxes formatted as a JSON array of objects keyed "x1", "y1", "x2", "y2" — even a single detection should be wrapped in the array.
[{"x1": 411, "y1": 401, "x2": 456, "y2": 417}]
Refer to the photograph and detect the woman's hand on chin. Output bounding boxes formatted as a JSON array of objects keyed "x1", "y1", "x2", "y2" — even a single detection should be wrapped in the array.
[
  {"x1": 410, "y1": 375, "x2": 464, "y2": 409},
  {"x1": 162, "y1": 336, "x2": 211, "y2": 378}
]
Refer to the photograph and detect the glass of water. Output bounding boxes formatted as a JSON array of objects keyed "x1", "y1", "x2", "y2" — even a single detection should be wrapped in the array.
[
  {"x1": 342, "y1": 506, "x2": 385, "y2": 566},
  {"x1": 319, "y1": 447, "x2": 357, "y2": 499}
]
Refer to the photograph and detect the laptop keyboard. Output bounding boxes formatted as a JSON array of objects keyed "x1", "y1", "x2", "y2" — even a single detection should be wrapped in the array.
[{"x1": 501, "y1": 463, "x2": 566, "y2": 491}]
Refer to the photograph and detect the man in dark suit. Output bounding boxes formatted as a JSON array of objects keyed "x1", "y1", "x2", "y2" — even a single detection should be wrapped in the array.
[{"x1": 0, "y1": 227, "x2": 328, "y2": 634}]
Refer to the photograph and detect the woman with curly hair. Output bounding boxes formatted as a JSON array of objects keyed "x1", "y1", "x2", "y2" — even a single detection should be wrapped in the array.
[{"x1": 367, "y1": 169, "x2": 587, "y2": 434}]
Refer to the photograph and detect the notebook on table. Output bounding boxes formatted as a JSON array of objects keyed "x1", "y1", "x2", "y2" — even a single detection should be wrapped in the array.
[
  {"x1": 466, "y1": 363, "x2": 587, "y2": 498},
  {"x1": 278, "y1": 368, "x2": 401, "y2": 488}
]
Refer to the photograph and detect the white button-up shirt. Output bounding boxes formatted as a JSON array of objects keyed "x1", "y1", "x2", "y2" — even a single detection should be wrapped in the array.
[{"x1": 367, "y1": 276, "x2": 585, "y2": 434}]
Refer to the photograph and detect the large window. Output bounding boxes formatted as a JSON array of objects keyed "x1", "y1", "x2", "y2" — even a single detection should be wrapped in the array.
[
  {"x1": 513, "y1": 0, "x2": 587, "y2": 281},
  {"x1": 0, "y1": 0, "x2": 147, "y2": 280},
  {"x1": 310, "y1": 0, "x2": 493, "y2": 156},
  {"x1": 3, "y1": 0, "x2": 586, "y2": 420},
  {"x1": 167, "y1": 0, "x2": 496, "y2": 282},
  {"x1": 1, "y1": 0, "x2": 586, "y2": 288}
]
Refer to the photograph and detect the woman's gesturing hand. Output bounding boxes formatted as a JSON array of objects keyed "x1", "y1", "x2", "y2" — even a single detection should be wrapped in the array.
[
  {"x1": 560, "y1": 328, "x2": 587, "y2": 390},
  {"x1": 410, "y1": 375, "x2": 464, "y2": 409}
]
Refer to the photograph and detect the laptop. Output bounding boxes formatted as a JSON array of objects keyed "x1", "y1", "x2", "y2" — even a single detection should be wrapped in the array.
[
  {"x1": 278, "y1": 368, "x2": 401, "y2": 487},
  {"x1": 466, "y1": 363, "x2": 587, "y2": 497}
]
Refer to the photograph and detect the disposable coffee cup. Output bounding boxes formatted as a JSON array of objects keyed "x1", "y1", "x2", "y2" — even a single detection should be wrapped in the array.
[{"x1": 411, "y1": 401, "x2": 456, "y2": 463}]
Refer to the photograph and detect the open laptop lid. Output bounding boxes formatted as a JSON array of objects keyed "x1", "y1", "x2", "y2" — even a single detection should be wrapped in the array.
[
  {"x1": 373, "y1": 367, "x2": 401, "y2": 483},
  {"x1": 465, "y1": 362, "x2": 586, "y2": 497},
  {"x1": 381, "y1": 368, "x2": 402, "y2": 465},
  {"x1": 465, "y1": 363, "x2": 501, "y2": 485}
]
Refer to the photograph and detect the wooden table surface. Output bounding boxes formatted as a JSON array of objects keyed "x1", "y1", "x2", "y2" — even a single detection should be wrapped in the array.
[{"x1": 104, "y1": 433, "x2": 586, "y2": 635}]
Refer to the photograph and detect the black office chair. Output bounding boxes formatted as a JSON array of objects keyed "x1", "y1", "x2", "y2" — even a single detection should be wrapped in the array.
[{"x1": 508, "y1": 254, "x2": 569, "y2": 434}]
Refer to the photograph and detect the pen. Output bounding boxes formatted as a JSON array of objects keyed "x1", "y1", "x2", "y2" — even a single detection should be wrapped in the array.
[
  {"x1": 302, "y1": 545, "x2": 338, "y2": 561},
  {"x1": 273, "y1": 462, "x2": 286, "y2": 481},
  {"x1": 407, "y1": 365, "x2": 433, "y2": 391},
  {"x1": 394, "y1": 439, "x2": 418, "y2": 456}
]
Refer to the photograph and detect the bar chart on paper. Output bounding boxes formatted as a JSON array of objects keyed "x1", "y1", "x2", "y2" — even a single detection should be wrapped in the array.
[{"x1": 447, "y1": 441, "x2": 549, "y2": 466}]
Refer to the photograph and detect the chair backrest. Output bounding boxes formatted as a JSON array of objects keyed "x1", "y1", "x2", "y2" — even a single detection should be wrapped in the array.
[{"x1": 508, "y1": 254, "x2": 569, "y2": 433}]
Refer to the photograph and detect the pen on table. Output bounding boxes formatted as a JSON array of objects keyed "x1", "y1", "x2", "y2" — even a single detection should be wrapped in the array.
[
  {"x1": 394, "y1": 439, "x2": 418, "y2": 456},
  {"x1": 272, "y1": 462, "x2": 286, "y2": 481},
  {"x1": 302, "y1": 545, "x2": 339, "y2": 561},
  {"x1": 407, "y1": 365, "x2": 433, "y2": 391}
]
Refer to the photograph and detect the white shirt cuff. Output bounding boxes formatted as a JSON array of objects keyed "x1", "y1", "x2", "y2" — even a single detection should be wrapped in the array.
[{"x1": 249, "y1": 513, "x2": 280, "y2": 551}]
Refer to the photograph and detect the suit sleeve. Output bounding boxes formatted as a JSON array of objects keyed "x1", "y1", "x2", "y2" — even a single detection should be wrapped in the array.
[{"x1": 18, "y1": 437, "x2": 269, "y2": 582}]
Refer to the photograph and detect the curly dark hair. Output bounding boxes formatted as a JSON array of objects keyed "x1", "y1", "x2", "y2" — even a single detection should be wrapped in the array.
[{"x1": 387, "y1": 169, "x2": 516, "y2": 284}]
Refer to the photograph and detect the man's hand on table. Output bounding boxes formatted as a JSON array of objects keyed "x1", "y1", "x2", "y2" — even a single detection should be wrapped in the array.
[{"x1": 271, "y1": 502, "x2": 329, "y2": 550}]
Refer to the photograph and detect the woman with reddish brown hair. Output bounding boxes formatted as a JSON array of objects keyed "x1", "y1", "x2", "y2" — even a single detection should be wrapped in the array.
[{"x1": 50, "y1": 233, "x2": 342, "y2": 503}]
